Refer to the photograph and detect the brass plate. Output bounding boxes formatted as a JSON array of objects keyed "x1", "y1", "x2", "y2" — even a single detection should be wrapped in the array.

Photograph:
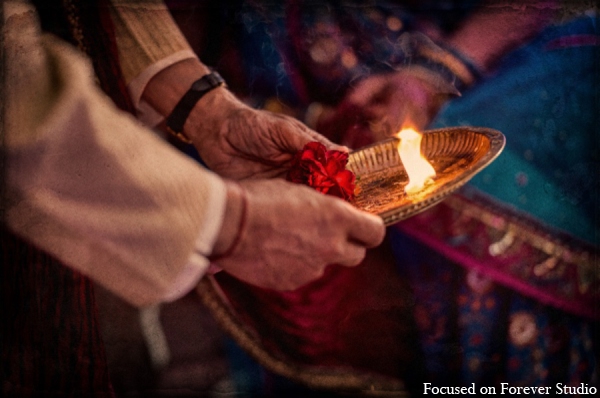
[{"x1": 348, "y1": 126, "x2": 505, "y2": 225}]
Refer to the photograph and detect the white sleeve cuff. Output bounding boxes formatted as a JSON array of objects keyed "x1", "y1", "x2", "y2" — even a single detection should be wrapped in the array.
[
  {"x1": 161, "y1": 173, "x2": 227, "y2": 302},
  {"x1": 128, "y1": 49, "x2": 198, "y2": 128}
]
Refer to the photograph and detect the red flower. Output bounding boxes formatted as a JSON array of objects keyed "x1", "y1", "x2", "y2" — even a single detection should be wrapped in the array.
[{"x1": 287, "y1": 142, "x2": 356, "y2": 200}]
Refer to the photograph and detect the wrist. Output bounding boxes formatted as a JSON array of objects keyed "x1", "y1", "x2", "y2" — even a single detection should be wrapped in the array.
[
  {"x1": 183, "y1": 86, "x2": 244, "y2": 143},
  {"x1": 165, "y1": 71, "x2": 227, "y2": 143},
  {"x1": 143, "y1": 58, "x2": 250, "y2": 147},
  {"x1": 210, "y1": 181, "x2": 248, "y2": 260},
  {"x1": 142, "y1": 58, "x2": 211, "y2": 117}
]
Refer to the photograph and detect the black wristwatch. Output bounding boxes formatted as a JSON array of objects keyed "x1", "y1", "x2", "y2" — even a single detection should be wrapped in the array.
[{"x1": 166, "y1": 71, "x2": 226, "y2": 143}]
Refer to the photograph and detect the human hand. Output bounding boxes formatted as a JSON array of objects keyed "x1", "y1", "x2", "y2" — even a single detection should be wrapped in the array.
[
  {"x1": 141, "y1": 59, "x2": 344, "y2": 180},
  {"x1": 316, "y1": 67, "x2": 459, "y2": 148},
  {"x1": 187, "y1": 89, "x2": 346, "y2": 180},
  {"x1": 211, "y1": 179, "x2": 385, "y2": 291}
]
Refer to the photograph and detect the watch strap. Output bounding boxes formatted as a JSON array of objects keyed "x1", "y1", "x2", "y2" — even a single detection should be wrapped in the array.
[{"x1": 166, "y1": 71, "x2": 226, "y2": 143}]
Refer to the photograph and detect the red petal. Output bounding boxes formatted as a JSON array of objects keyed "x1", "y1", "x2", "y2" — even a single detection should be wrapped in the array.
[
  {"x1": 324, "y1": 150, "x2": 349, "y2": 175},
  {"x1": 288, "y1": 142, "x2": 356, "y2": 201},
  {"x1": 327, "y1": 150, "x2": 349, "y2": 165},
  {"x1": 334, "y1": 170, "x2": 356, "y2": 200},
  {"x1": 301, "y1": 141, "x2": 327, "y2": 163},
  {"x1": 308, "y1": 172, "x2": 335, "y2": 189}
]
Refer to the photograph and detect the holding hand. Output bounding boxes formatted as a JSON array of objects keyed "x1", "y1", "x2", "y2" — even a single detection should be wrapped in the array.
[
  {"x1": 211, "y1": 180, "x2": 385, "y2": 291},
  {"x1": 187, "y1": 89, "x2": 346, "y2": 180}
]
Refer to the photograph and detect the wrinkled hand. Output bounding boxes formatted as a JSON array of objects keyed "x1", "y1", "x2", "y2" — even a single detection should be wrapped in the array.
[
  {"x1": 188, "y1": 89, "x2": 345, "y2": 180},
  {"x1": 316, "y1": 67, "x2": 459, "y2": 148},
  {"x1": 212, "y1": 179, "x2": 386, "y2": 291}
]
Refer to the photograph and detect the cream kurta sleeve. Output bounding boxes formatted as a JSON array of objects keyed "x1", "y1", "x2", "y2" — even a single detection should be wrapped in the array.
[
  {"x1": 109, "y1": 0, "x2": 198, "y2": 126},
  {"x1": 4, "y1": 5, "x2": 226, "y2": 307}
]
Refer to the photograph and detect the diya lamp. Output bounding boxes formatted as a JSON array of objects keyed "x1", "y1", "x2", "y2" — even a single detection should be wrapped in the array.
[{"x1": 348, "y1": 125, "x2": 506, "y2": 225}]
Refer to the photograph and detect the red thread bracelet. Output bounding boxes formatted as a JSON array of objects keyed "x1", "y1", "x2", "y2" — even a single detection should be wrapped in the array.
[{"x1": 208, "y1": 184, "x2": 248, "y2": 262}]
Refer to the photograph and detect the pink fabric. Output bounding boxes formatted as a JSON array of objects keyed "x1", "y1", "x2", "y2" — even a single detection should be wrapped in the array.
[{"x1": 394, "y1": 191, "x2": 599, "y2": 320}]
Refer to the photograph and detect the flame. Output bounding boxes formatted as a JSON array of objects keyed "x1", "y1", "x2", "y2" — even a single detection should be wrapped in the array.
[{"x1": 396, "y1": 127, "x2": 436, "y2": 194}]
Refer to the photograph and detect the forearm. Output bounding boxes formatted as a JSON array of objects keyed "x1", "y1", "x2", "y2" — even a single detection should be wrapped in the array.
[{"x1": 443, "y1": 0, "x2": 559, "y2": 71}]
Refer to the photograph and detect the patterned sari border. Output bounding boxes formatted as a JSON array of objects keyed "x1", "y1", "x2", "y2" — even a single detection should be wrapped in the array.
[{"x1": 394, "y1": 188, "x2": 599, "y2": 320}]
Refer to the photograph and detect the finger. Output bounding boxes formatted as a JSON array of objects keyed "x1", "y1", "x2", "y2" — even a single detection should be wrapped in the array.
[
  {"x1": 334, "y1": 242, "x2": 367, "y2": 267},
  {"x1": 278, "y1": 115, "x2": 348, "y2": 153},
  {"x1": 339, "y1": 202, "x2": 386, "y2": 248},
  {"x1": 303, "y1": 128, "x2": 349, "y2": 152}
]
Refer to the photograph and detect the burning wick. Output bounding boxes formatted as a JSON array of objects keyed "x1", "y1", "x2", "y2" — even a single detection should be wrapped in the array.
[{"x1": 396, "y1": 127, "x2": 436, "y2": 194}]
